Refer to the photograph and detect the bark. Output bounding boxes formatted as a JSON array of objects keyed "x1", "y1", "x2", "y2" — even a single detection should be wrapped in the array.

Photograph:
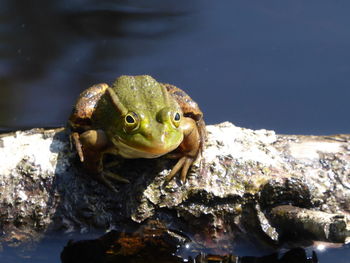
[{"x1": 0, "y1": 122, "x2": 349, "y2": 251}]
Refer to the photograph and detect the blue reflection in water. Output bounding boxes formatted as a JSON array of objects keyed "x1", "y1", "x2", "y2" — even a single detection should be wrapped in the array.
[{"x1": 0, "y1": 0, "x2": 350, "y2": 134}]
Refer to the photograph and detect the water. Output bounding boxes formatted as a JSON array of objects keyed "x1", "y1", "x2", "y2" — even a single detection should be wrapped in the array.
[
  {"x1": 1, "y1": 0, "x2": 350, "y2": 134},
  {"x1": 1, "y1": 0, "x2": 350, "y2": 262},
  {"x1": 0, "y1": 233, "x2": 103, "y2": 263}
]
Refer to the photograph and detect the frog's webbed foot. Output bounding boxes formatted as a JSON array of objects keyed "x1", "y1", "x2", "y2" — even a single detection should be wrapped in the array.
[
  {"x1": 94, "y1": 173, "x2": 119, "y2": 193},
  {"x1": 103, "y1": 157, "x2": 129, "y2": 184},
  {"x1": 164, "y1": 116, "x2": 202, "y2": 184},
  {"x1": 104, "y1": 160, "x2": 122, "y2": 169},
  {"x1": 71, "y1": 129, "x2": 129, "y2": 192},
  {"x1": 164, "y1": 152, "x2": 183, "y2": 159},
  {"x1": 165, "y1": 156, "x2": 194, "y2": 183},
  {"x1": 103, "y1": 170, "x2": 130, "y2": 184},
  {"x1": 92, "y1": 171, "x2": 130, "y2": 193}
]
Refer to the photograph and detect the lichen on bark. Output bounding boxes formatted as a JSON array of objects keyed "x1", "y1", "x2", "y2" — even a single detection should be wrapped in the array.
[{"x1": 0, "y1": 122, "x2": 349, "y2": 251}]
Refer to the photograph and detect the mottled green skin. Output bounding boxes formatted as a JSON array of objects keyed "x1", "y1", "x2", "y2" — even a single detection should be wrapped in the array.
[
  {"x1": 69, "y1": 75, "x2": 205, "y2": 185},
  {"x1": 92, "y1": 75, "x2": 184, "y2": 158}
]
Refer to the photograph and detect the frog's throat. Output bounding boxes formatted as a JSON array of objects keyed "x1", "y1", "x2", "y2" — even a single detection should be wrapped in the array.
[{"x1": 112, "y1": 137, "x2": 181, "y2": 159}]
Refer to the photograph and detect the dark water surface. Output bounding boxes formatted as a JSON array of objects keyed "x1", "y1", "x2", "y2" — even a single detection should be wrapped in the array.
[
  {"x1": 1, "y1": 0, "x2": 350, "y2": 262},
  {"x1": 1, "y1": 0, "x2": 350, "y2": 134}
]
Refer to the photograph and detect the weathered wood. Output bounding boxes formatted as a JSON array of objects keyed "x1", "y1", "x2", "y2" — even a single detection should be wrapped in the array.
[{"x1": 0, "y1": 122, "x2": 349, "y2": 250}]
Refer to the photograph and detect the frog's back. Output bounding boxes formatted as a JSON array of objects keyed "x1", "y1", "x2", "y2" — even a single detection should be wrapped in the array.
[
  {"x1": 163, "y1": 83, "x2": 207, "y2": 152},
  {"x1": 163, "y1": 83, "x2": 203, "y2": 121},
  {"x1": 111, "y1": 75, "x2": 178, "y2": 114},
  {"x1": 69, "y1": 83, "x2": 109, "y2": 131}
]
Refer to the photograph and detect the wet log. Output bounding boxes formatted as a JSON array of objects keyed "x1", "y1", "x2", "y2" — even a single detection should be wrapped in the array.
[{"x1": 0, "y1": 122, "x2": 349, "y2": 250}]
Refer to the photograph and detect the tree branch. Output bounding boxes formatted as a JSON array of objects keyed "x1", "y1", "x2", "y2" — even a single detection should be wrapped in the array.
[{"x1": 0, "y1": 122, "x2": 349, "y2": 249}]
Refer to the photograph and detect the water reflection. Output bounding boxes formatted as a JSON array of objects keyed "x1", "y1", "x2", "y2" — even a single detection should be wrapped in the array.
[
  {"x1": 0, "y1": 0, "x2": 196, "y2": 128},
  {"x1": 3, "y1": 231, "x2": 350, "y2": 263},
  {"x1": 58, "y1": 228, "x2": 344, "y2": 263},
  {"x1": 2, "y1": 1, "x2": 350, "y2": 133}
]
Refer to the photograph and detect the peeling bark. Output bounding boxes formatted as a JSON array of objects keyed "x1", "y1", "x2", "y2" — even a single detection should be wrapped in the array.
[{"x1": 0, "y1": 123, "x2": 349, "y2": 250}]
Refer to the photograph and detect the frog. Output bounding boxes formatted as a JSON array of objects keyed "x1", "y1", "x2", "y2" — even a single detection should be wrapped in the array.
[{"x1": 69, "y1": 75, "x2": 206, "y2": 190}]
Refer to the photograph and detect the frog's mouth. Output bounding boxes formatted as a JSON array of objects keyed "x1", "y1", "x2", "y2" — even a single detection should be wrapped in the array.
[{"x1": 113, "y1": 137, "x2": 181, "y2": 159}]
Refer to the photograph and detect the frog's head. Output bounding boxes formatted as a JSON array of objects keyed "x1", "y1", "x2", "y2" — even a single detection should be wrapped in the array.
[{"x1": 106, "y1": 75, "x2": 184, "y2": 158}]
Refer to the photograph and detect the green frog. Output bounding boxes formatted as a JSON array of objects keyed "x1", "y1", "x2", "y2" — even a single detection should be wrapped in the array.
[{"x1": 69, "y1": 75, "x2": 206, "y2": 190}]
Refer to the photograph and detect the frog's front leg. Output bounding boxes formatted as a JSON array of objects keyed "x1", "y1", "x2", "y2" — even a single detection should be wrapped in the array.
[
  {"x1": 72, "y1": 129, "x2": 108, "y2": 171},
  {"x1": 165, "y1": 117, "x2": 201, "y2": 183},
  {"x1": 71, "y1": 129, "x2": 127, "y2": 191}
]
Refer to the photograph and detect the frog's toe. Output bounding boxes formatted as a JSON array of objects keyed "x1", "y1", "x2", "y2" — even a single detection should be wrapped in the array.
[
  {"x1": 165, "y1": 156, "x2": 194, "y2": 183},
  {"x1": 94, "y1": 173, "x2": 119, "y2": 193},
  {"x1": 104, "y1": 160, "x2": 122, "y2": 169},
  {"x1": 93, "y1": 170, "x2": 129, "y2": 193},
  {"x1": 180, "y1": 158, "x2": 193, "y2": 183},
  {"x1": 70, "y1": 132, "x2": 84, "y2": 162},
  {"x1": 164, "y1": 152, "x2": 183, "y2": 159},
  {"x1": 104, "y1": 170, "x2": 130, "y2": 184},
  {"x1": 165, "y1": 156, "x2": 186, "y2": 182}
]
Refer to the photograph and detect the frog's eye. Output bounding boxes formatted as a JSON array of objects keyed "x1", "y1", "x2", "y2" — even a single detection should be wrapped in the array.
[
  {"x1": 157, "y1": 108, "x2": 182, "y2": 128},
  {"x1": 171, "y1": 112, "x2": 181, "y2": 128},
  {"x1": 126, "y1": 115, "x2": 135, "y2": 124},
  {"x1": 124, "y1": 112, "x2": 139, "y2": 132}
]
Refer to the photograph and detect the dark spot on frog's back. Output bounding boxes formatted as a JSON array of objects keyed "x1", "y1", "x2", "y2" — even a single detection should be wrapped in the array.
[
  {"x1": 74, "y1": 117, "x2": 92, "y2": 127},
  {"x1": 80, "y1": 83, "x2": 108, "y2": 101},
  {"x1": 165, "y1": 86, "x2": 189, "y2": 103},
  {"x1": 83, "y1": 91, "x2": 95, "y2": 99},
  {"x1": 69, "y1": 113, "x2": 92, "y2": 132},
  {"x1": 173, "y1": 90, "x2": 186, "y2": 98}
]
